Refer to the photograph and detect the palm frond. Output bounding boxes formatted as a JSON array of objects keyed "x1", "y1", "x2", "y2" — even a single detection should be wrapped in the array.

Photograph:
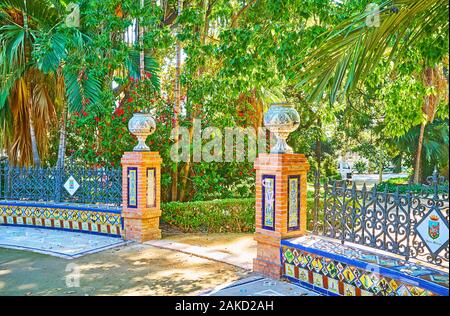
[
  {"x1": 294, "y1": 0, "x2": 449, "y2": 104},
  {"x1": 64, "y1": 68, "x2": 102, "y2": 113},
  {"x1": 126, "y1": 50, "x2": 161, "y2": 90}
]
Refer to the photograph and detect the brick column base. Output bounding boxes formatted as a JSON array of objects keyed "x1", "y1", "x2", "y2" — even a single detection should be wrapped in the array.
[
  {"x1": 121, "y1": 151, "x2": 162, "y2": 243},
  {"x1": 253, "y1": 153, "x2": 310, "y2": 278},
  {"x1": 253, "y1": 235, "x2": 282, "y2": 279}
]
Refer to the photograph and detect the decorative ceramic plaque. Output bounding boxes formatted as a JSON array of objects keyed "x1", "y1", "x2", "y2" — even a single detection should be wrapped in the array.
[
  {"x1": 288, "y1": 175, "x2": 300, "y2": 230},
  {"x1": 147, "y1": 168, "x2": 156, "y2": 208},
  {"x1": 262, "y1": 175, "x2": 276, "y2": 230},
  {"x1": 416, "y1": 208, "x2": 449, "y2": 256},
  {"x1": 64, "y1": 175, "x2": 80, "y2": 196},
  {"x1": 127, "y1": 167, "x2": 138, "y2": 208}
]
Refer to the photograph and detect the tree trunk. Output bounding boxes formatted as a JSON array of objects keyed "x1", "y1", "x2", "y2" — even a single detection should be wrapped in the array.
[
  {"x1": 378, "y1": 163, "x2": 383, "y2": 184},
  {"x1": 413, "y1": 121, "x2": 426, "y2": 184},
  {"x1": 28, "y1": 112, "x2": 40, "y2": 167},
  {"x1": 315, "y1": 119, "x2": 322, "y2": 172},
  {"x1": 56, "y1": 108, "x2": 67, "y2": 169},
  {"x1": 179, "y1": 123, "x2": 193, "y2": 202},
  {"x1": 171, "y1": 0, "x2": 183, "y2": 201},
  {"x1": 139, "y1": 0, "x2": 145, "y2": 77},
  {"x1": 413, "y1": 66, "x2": 437, "y2": 183},
  {"x1": 23, "y1": 3, "x2": 40, "y2": 167}
]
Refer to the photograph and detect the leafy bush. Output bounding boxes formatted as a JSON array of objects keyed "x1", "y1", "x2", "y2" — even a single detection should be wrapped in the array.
[
  {"x1": 162, "y1": 196, "x2": 321, "y2": 233},
  {"x1": 353, "y1": 160, "x2": 367, "y2": 174},
  {"x1": 377, "y1": 180, "x2": 449, "y2": 194},
  {"x1": 161, "y1": 198, "x2": 255, "y2": 233}
]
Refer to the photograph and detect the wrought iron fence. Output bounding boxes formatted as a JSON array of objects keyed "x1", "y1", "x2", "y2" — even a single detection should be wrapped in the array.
[
  {"x1": 0, "y1": 159, "x2": 122, "y2": 206},
  {"x1": 311, "y1": 170, "x2": 449, "y2": 268}
]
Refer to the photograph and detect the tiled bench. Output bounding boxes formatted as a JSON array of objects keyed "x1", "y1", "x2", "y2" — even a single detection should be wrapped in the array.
[
  {"x1": 281, "y1": 235, "x2": 448, "y2": 296},
  {"x1": 0, "y1": 200, "x2": 123, "y2": 237}
]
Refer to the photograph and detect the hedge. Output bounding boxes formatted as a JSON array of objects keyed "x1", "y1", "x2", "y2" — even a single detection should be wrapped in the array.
[
  {"x1": 161, "y1": 197, "x2": 318, "y2": 233},
  {"x1": 161, "y1": 198, "x2": 255, "y2": 233}
]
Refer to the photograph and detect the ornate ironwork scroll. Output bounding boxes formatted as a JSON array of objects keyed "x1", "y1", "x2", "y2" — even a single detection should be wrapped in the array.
[{"x1": 312, "y1": 169, "x2": 449, "y2": 268}]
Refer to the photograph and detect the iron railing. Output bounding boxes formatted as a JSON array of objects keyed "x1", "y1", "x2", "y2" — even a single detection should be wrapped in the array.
[
  {"x1": 311, "y1": 170, "x2": 449, "y2": 268},
  {"x1": 0, "y1": 159, "x2": 122, "y2": 206}
]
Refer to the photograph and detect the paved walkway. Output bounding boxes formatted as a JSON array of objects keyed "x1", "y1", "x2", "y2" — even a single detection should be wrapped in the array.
[
  {"x1": 0, "y1": 226, "x2": 128, "y2": 259},
  {"x1": 146, "y1": 237, "x2": 254, "y2": 270},
  {"x1": 203, "y1": 274, "x2": 318, "y2": 296},
  {"x1": 0, "y1": 227, "x2": 318, "y2": 296}
]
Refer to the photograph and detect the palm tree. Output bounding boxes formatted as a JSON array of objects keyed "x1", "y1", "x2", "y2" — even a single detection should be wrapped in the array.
[
  {"x1": 392, "y1": 118, "x2": 449, "y2": 180},
  {"x1": 0, "y1": 0, "x2": 100, "y2": 167},
  {"x1": 0, "y1": 0, "x2": 60, "y2": 166},
  {"x1": 1, "y1": 0, "x2": 160, "y2": 167},
  {"x1": 295, "y1": 0, "x2": 449, "y2": 182}
]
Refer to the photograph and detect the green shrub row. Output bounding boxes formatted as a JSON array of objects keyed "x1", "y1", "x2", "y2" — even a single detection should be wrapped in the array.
[
  {"x1": 161, "y1": 197, "x2": 319, "y2": 234},
  {"x1": 377, "y1": 181, "x2": 449, "y2": 194},
  {"x1": 161, "y1": 198, "x2": 255, "y2": 233}
]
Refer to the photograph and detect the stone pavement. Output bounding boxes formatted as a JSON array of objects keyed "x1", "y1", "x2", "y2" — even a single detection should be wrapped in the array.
[
  {"x1": 146, "y1": 238, "x2": 253, "y2": 270},
  {"x1": 147, "y1": 236, "x2": 319, "y2": 296},
  {"x1": 0, "y1": 227, "x2": 320, "y2": 296},
  {"x1": 203, "y1": 274, "x2": 319, "y2": 296},
  {"x1": 0, "y1": 226, "x2": 129, "y2": 259}
]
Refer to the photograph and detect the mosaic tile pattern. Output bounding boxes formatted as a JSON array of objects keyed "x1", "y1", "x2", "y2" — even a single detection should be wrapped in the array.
[
  {"x1": 0, "y1": 201, "x2": 122, "y2": 237},
  {"x1": 281, "y1": 236, "x2": 449, "y2": 296},
  {"x1": 127, "y1": 167, "x2": 138, "y2": 208},
  {"x1": 287, "y1": 175, "x2": 300, "y2": 230},
  {"x1": 261, "y1": 175, "x2": 275, "y2": 230}
]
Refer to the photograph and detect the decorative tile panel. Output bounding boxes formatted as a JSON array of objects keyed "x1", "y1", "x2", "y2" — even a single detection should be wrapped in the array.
[
  {"x1": 146, "y1": 168, "x2": 156, "y2": 208},
  {"x1": 281, "y1": 236, "x2": 448, "y2": 296},
  {"x1": 287, "y1": 175, "x2": 300, "y2": 231},
  {"x1": 127, "y1": 167, "x2": 138, "y2": 208},
  {"x1": 0, "y1": 201, "x2": 122, "y2": 237},
  {"x1": 261, "y1": 175, "x2": 276, "y2": 230}
]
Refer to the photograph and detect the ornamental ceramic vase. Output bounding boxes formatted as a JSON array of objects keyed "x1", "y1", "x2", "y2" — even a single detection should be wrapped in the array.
[
  {"x1": 128, "y1": 112, "x2": 156, "y2": 151},
  {"x1": 263, "y1": 103, "x2": 300, "y2": 154}
]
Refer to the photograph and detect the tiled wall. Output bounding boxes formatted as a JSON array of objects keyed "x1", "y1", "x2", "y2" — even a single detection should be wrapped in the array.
[
  {"x1": 0, "y1": 201, "x2": 122, "y2": 237},
  {"x1": 281, "y1": 242, "x2": 448, "y2": 296}
]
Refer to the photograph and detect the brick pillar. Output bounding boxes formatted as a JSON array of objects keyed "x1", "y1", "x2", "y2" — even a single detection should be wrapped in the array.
[
  {"x1": 253, "y1": 153, "x2": 310, "y2": 278},
  {"x1": 121, "y1": 151, "x2": 162, "y2": 242}
]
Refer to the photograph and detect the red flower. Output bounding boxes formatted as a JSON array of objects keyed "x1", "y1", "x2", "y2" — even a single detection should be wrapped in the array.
[
  {"x1": 127, "y1": 97, "x2": 133, "y2": 103},
  {"x1": 238, "y1": 111, "x2": 244, "y2": 117},
  {"x1": 82, "y1": 111, "x2": 88, "y2": 117},
  {"x1": 94, "y1": 116, "x2": 100, "y2": 123},
  {"x1": 146, "y1": 72, "x2": 152, "y2": 79},
  {"x1": 111, "y1": 115, "x2": 115, "y2": 120},
  {"x1": 114, "y1": 108, "x2": 125, "y2": 117}
]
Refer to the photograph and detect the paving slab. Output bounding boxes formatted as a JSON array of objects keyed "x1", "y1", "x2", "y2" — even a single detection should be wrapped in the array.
[
  {"x1": 146, "y1": 239, "x2": 253, "y2": 270},
  {"x1": 203, "y1": 274, "x2": 319, "y2": 296},
  {"x1": 0, "y1": 226, "x2": 129, "y2": 259}
]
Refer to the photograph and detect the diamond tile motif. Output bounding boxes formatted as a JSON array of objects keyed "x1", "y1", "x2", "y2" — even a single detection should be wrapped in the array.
[
  {"x1": 284, "y1": 249, "x2": 294, "y2": 263},
  {"x1": 396, "y1": 284, "x2": 411, "y2": 296},
  {"x1": 416, "y1": 208, "x2": 449, "y2": 255},
  {"x1": 326, "y1": 262, "x2": 338, "y2": 278},
  {"x1": 64, "y1": 175, "x2": 80, "y2": 196},
  {"x1": 281, "y1": 236, "x2": 446, "y2": 297},
  {"x1": 359, "y1": 274, "x2": 373, "y2": 289},
  {"x1": 389, "y1": 279, "x2": 398, "y2": 292},
  {"x1": 311, "y1": 258, "x2": 323, "y2": 272},
  {"x1": 342, "y1": 267, "x2": 356, "y2": 283}
]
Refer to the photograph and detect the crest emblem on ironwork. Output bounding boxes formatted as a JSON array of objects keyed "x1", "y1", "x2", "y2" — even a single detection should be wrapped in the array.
[
  {"x1": 64, "y1": 176, "x2": 80, "y2": 196},
  {"x1": 428, "y1": 215, "x2": 440, "y2": 240}
]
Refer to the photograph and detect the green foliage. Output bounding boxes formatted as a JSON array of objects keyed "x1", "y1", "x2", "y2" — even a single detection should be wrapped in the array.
[
  {"x1": 161, "y1": 198, "x2": 255, "y2": 233},
  {"x1": 377, "y1": 180, "x2": 449, "y2": 194},
  {"x1": 162, "y1": 195, "x2": 322, "y2": 233},
  {"x1": 353, "y1": 160, "x2": 367, "y2": 174}
]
